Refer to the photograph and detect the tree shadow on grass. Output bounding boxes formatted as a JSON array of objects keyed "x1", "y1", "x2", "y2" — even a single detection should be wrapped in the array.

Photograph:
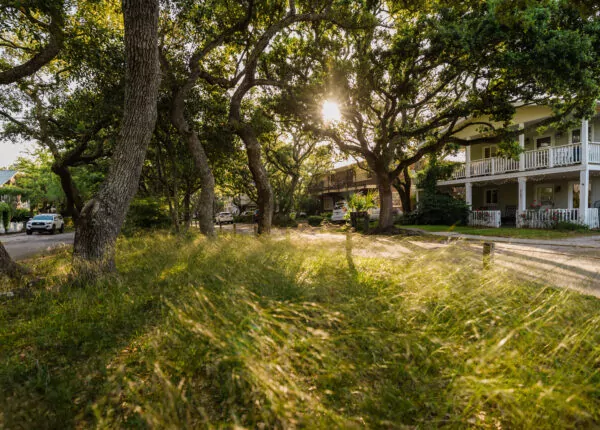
[{"x1": 0, "y1": 233, "x2": 204, "y2": 428}]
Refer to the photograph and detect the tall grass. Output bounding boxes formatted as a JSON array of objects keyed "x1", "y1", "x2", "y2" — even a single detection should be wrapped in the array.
[{"x1": 1, "y1": 232, "x2": 600, "y2": 428}]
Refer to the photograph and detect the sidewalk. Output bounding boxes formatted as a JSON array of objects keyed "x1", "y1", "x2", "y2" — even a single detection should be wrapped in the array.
[{"x1": 403, "y1": 228, "x2": 600, "y2": 249}]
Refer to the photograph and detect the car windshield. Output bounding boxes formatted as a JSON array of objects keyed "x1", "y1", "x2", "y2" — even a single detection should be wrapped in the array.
[{"x1": 33, "y1": 215, "x2": 53, "y2": 221}]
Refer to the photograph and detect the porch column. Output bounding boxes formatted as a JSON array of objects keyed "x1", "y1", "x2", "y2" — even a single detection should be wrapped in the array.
[
  {"x1": 518, "y1": 177, "x2": 527, "y2": 212},
  {"x1": 465, "y1": 145, "x2": 471, "y2": 178},
  {"x1": 518, "y1": 123, "x2": 525, "y2": 171},
  {"x1": 465, "y1": 182, "x2": 472, "y2": 208},
  {"x1": 582, "y1": 118, "x2": 589, "y2": 167},
  {"x1": 579, "y1": 169, "x2": 589, "y2": 225}
]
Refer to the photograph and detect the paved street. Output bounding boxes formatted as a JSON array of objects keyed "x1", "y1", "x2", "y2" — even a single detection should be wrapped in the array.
[{"x1": 2, "y1": 232, "x2": 75, "y2": 260}]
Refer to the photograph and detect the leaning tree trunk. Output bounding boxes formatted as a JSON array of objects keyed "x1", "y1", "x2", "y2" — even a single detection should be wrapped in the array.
[
  {"x1": 72, "y1": 0, "x2": 160, "y2": 277},
  {"x1": 244, "y1": 133, "x2": 273, "y2": 234},
  {"x1": 51, "y1": 163, "x2": 83, "y2": 221},
  {"x1": 376, "y1": 172, "x2": 395, "y2": 230},
  {"x1": 170, "y1": 99, "x2": 215, "y2": 237}
]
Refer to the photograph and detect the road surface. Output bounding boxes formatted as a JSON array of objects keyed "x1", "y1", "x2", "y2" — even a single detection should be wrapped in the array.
[{"x1": 2, "y1": 232, "x2": 75, "y2": 260}]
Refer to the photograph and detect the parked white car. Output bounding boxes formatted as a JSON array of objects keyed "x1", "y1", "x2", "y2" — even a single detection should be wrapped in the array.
[
  {"x1": 330, "y1": 201, "x2": 348, "y2": 223},
  {"x1": 26, "y1": 214, "x2": 64, "y2": 235},
  {"x1": 215, "y1": 212, "x2": 234, "y2": 224}
]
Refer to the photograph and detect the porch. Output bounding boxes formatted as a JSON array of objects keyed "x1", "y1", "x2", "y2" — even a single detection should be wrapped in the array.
[{"x1": 450, "y1": 172, "x2": 600, "y2": 229}]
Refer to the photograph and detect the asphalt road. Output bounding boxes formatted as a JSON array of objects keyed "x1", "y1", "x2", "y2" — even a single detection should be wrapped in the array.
[{"x1": 2, "y1": 232, "x2": 75, "y2": 260}]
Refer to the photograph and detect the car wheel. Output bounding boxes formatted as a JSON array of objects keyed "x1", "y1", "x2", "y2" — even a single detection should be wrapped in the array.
[
  {"x1": 50, "y1": 225, "x2": 56, "y2": 235},
  {"x1": 59, "y1": 225, "x2": 64, "y2": 233},
  {"x1": 26, "y1": 230, "x2": 32, "y2": 236}
]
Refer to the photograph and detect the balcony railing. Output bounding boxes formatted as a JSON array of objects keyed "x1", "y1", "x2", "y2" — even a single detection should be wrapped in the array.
[
  {"x1": 309, "y1": 178, "x2": 378, "y2": 193},
  {"x1": 450, "y1": 142, "x2": 600, "y2": 180}
]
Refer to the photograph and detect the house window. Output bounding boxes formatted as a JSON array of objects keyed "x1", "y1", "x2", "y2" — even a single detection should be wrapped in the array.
[
  {"x1": 485, "y1": 189, "x2": 498, "y2": 205},
  {"x1": 536, "y1": 186, "x2": 554, "y2": 207},
  {"x1": 483, "y1": 146, "x2": 498, "y2": 159},
  {"x1": 570, "y1": 125, "x2": 593, "y2": 144},
  {"x1": 536, "y1": 136, "x2": 552, "y2": 148}
]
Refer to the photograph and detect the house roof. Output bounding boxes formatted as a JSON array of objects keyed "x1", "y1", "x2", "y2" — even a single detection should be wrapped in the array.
[{"x1": 0, "y1": 170, "x2": 18, "y2": 186}]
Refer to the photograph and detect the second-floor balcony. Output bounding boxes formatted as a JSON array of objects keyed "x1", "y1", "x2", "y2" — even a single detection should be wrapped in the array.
[
  {"x1": 450, "y1": 142, "x2": 600, "y2": 180},
  {"x1": 309, "y1": 178, "x2": 378, "y2": 194}
]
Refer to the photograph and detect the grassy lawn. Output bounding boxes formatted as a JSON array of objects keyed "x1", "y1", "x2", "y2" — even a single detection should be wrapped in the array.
[
  {"x1": 405, "y1": 224, "x2": 600, "y2": 239},
  {"x1": 2, "y1": 232, "x2": 600, "y2": 428}
]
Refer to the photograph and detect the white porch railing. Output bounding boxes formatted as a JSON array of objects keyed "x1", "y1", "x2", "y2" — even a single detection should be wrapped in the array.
[
  {"x1": 469, "y1": 210, "x2": 501, "y2": 228},
  {"x1": 586, "y1": 208, "x2": 600, "y2": 229},
  {"x1": 516, "y1": 208, "x2": 599, "y2": 229},
  {"x1": 451, "y1": 164, "x2": 466, "y2": 180},
  {"x1": 590, "y1": 143, "x2": 600, "y2": 164}
]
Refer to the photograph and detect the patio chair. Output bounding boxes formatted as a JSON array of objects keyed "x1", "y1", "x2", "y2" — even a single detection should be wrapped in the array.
[{"x1": 593, "y1": 200, "x2": 600, "y2": 209}]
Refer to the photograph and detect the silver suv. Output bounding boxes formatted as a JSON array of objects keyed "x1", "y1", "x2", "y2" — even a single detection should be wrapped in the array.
[{"x1": 26, "y1": 214, "x2": 65, "y2": 235}]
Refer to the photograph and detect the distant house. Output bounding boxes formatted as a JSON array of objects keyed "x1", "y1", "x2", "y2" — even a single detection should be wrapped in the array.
[
  {"x1": 309, "y1": 161, "x2": 411, "y2": 212},
  {"x1": 0, "y1": 170, "x2": 28, "y2": 209}
]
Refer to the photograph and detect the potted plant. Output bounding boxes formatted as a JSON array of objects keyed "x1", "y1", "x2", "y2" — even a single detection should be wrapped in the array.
[{"x1": 347, "y1": 191, "x2": 377, "y2": 228}]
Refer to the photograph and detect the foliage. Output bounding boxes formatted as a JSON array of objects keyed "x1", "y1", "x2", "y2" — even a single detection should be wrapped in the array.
[
  {"x1": 346, "y1": 191, "x2": 377, "y2": 213},
  {"x1": 122, "y1": 198, "x2": 171, "y2": 234},
  {"x1": 291, "y1": 0, "x2": 600, "y2": 228},
  {"x1": 307, "y1": 215, "x2": 323, "y2": 226},
  {"x1": 408, "y1": 156, "x2": 470, "y2": 225},
  {"x1": 0, "y1": 202, "x2": 11, "y2": 229},
  {"x1": 272, "y1": 214, "x2": 299, "y2": 228},
  {"x1": 410, "y1": 192, "x2": 470, "y2": 226},
  {"x1": 554, "y1": 221, "x2": 590, "y2": 232},
  {"x1": 3, "y1": 234, "x2": 600, "y2": 428},
  {"x1": 10, "y1": 208, "x2": 30, "y2": 223}
]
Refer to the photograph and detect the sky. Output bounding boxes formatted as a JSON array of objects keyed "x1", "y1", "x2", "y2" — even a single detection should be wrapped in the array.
[{"x1": 0, "y1": 141, "x2": 34, "y2": 168}]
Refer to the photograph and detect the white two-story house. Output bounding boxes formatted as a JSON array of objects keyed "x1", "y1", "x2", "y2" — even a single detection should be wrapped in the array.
[{"x1": 437, "y1": 105, "x2": 600, "y2": 229}]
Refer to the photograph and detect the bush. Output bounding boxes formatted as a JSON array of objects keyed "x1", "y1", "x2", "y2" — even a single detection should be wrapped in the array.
[
  {"x1": 10, "y1": 208, "x2": 30, "y2": 223},
  {"x1": 411, "y1": 193, "x2": 469, "y2": 225},
  {"x1": 234, "y1": 215, "x2": 254, "y2": 223},
  {"x1": 320, "y1": 212, "x2": 332, "y2": 220},
  {"x1": 0, "y1": 202, "x2": 11, "y2": 229},
  {"x1": 272, "y1": 214, "x2": 298, "y2": 228},
  {"x1": 307, "y1": 215, "x2": 324, "y2": 226},
  {"x1": 123, "y1": 198, "x2": 171, "y2": 234},
  {"x1": 553, "y1": 221, "x2": 589, "y2": 232}
]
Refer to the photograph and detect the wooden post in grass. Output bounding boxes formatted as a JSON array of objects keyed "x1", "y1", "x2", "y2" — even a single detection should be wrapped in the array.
[
  {"x1": 483, "y1": 242, "x2": 495, "y2": 269},
  {"x1": 233, "y1": 222, "x2": 236, "y2": 235},
  {"x1": 363, "y1": 214, "x2": 370, "y2": 233}
]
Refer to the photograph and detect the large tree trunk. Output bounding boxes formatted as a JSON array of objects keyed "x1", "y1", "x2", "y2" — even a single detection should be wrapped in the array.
[
  {"x1": 72, "y1": 0, "x2": 160, "y2": 277},
  {"x1": 170, "y1": 87, "x2": 215, "y2": 236},
  {"x1": 376, "y1": 171, "x2": 395, "y2": 230}
]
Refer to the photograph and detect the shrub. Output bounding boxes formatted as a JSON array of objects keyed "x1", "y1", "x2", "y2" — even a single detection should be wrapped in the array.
[
  {"x1": 307, "y1": 215, "x2": 323, "y2": 226},
  {"x1": 411, "y1": 193, "x2": 469, "y2": 225},
  {"x1": 123, "y1": 198, "x2": 171, "y2": 234},
  {"x1": 10, "y1": 208, "x2": 30, "y2": 223},
  {"x1": 553, "y1": 221, "x2": 589, "y2": 231},
  {"x1": 0, "y1": 202, "x2": 11, "y2": 229},
  {"x1": 320, "y1": 212, "x2": 332, "y2": 220},
  {"x1": 234, "y1": 215, "x2": 253, "y2": 224},
  {"x1": 272, "y1": 214, "x2": 298, "y2": 228}
]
